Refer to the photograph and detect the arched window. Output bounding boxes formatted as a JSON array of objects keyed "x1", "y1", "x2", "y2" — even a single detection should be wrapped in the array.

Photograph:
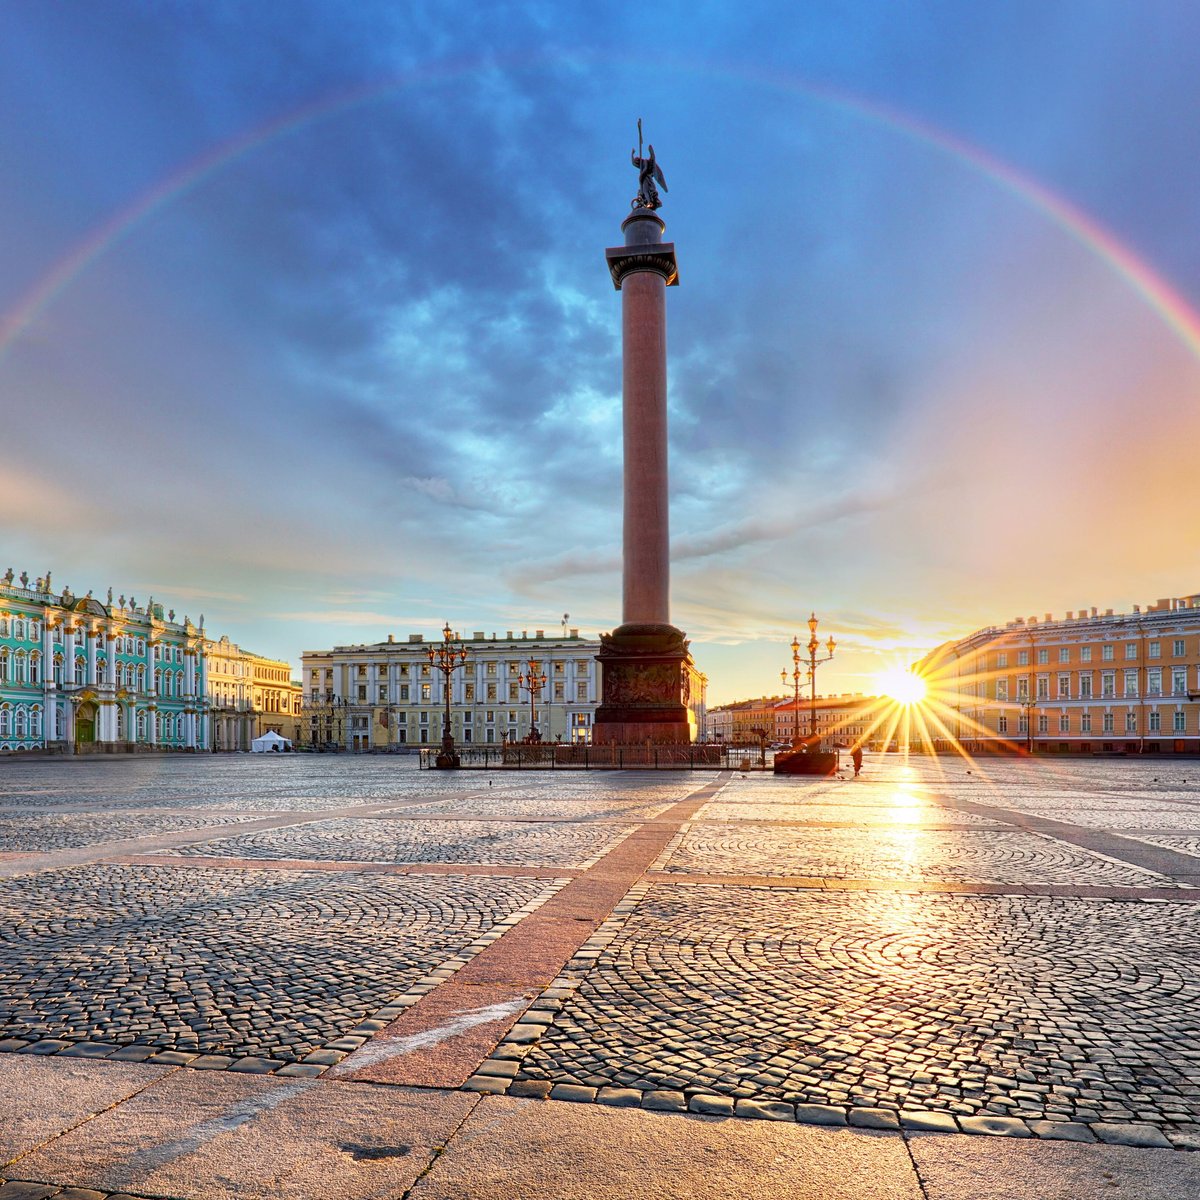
[
  {"x1": 154, "y1": 712, "x2": 162, "y2": 739},
  {"x1": 14, "y1": 619, "x2": 25, "y2": 640},
  {"x1": 29, "y1": 652, "x2": 40, "y2": 685},
  {"x1": 30, "y1": 620, "x2": 40, "y2": 640},
  {"x1": 14, "y1": 651, "x2": 27, "y2": 684},
  {"x1": 31, "y1": 706, "x2": 42, "y2": 739},
  {"x1": 177, "y1": 671, "x2": 185, "y2": 696},
  {"x1": 0, "y1": 617, "x2": 8, "y2": 636},
  {"x1": 115, "y1": 706, "x2": 125, "y2": 739},
  {"x1": 0, "y1": 649, "x2": 8, "y2": 683},
  {"x1": 137, "y1": 638, "x2": 145, "y2": 656},
  {"x1": 53, "y1": 653, "x2": 63, "y2": 686},
  {"x1": 14, "y1": 707, "x2": 27, "y2": 739},
  {"x1": 95, "y1": 657, "x2": 105, "y2": 683},
  {"x1": 137, "y1": 664, "x2": 146, "y2": 691},
  {"x1": 74, "y1": 658, "x2": 85, "y2": 685},
  {"x1": 0, "y1": 707, "x2": 9, "y2": 737},
  {"x1": 136, "y1": 710, "x2": 147, "y2": 741}
]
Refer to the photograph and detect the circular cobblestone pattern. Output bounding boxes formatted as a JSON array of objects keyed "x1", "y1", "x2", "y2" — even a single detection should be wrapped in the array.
[
  {"x1": 168, "y1": 818, "x2": 635, "y2": 867},
  {"x1": 0, "y1": 864, "x2": 554, "y2": 1060},
  {"x1": 664, "y1": 824, "x2": 1178, "y2": 885},
  {"x1": 515, "y1": 885, "x2": 1200, "y2": 1133}
]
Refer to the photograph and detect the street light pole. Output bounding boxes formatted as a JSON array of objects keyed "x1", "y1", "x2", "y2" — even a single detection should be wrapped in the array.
[
  {"x1": 805, "y1": 614, "x2": 837, "y2": 744},
  {"x1": 428, "y1": 622, "x2": 469, "y2": 769},
  {"x1": 518, "y1": 658, "x2": 548, "y2": 743}
]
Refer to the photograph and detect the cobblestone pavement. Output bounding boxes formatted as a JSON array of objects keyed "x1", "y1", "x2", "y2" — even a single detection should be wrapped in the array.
[
  {"x1": 3, "y1": 752, "x2": 1200, "y2": 1183},
  {"x1": 504, "y1": 883, "x2": 1200, "y2": 1139},
  {"x1": 659, "y1": 823, "x2": 1181, "y2": 886},
  {"x1": 696, "y1": 801, "x2": 1008, "y2": 826},
  {"x1": 165, "y1": 817, "x2": 636, "y2": 867},
  {"x1": 0, "y1": 863, "x2": 559, "y2": 1066},
  {"x1": 0, "y1": 813, "x2": 254, "y2": 852}
]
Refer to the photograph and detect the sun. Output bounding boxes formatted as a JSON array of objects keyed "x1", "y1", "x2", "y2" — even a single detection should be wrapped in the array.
[{"x1": 875, "y1": 667, "x2": 928, "y2": 706}]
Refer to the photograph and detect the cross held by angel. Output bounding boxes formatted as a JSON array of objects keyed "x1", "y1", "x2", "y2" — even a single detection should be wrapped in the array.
[{"x1": 631, "y1": 118, "x2": 667, "y2": 211}]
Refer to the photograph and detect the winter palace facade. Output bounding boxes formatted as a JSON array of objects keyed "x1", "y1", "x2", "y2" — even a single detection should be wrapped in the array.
[{"x1": 0, "y1": 570, "x2": 207, "y2": 752}]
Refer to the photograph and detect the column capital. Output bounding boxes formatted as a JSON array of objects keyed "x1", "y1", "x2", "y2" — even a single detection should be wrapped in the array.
[{"x1": 605, "y1": 242, "x2": 678, "y2": 290}]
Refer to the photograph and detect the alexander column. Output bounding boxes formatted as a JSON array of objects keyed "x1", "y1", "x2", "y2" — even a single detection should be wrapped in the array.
[{"x1": 593, "y1": 123, "x2": 694, "y2": 745}]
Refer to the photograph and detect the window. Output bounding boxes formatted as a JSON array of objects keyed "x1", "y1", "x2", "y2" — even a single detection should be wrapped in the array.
[
  {"x1": 1149, "y1": 710, "x2": 1161, "y2": 732},
  {"x1": 1057, "y1": 674, "x2": 1070, "y2": 700},
  {"x1": 14, "y1": 707, "x2": 26, "y2": 739},
  {"x1": 1124, "y1": 669, "x2": 1138, "y2": 697},
  {"x1": 554, "y1": 662, "x2": 565, "y2": 676},
  {"x1": 1101, "y1": 644, "x2": 1114, "y2": 661},
  {"x1": 1059, "y1": 713, "x2": 1070, "y2": 734},
  {"x1": 1126, "y1": 711, "x2": 1137, "y2": 733},
  {"x1": 1101, "y1": 672, "x2": 1115, "y2": 699},
  {"x1": 421, "y1": 683, "x2": 431, "y2": 701},
  {"x1": 1081, "y1": 712, "x2": 1092, "y2": 733},
  {"x1": 1173, "y1": 667, "x2": 1187, "y2": 696},
  {"x1": 75, "y1": 659, "x2": 85, "y2": 685},
  {"x1": 1018, "y1": 650, "x2": 1029, "y2": 666},
  {"x1": 1175, "y1": 710, "x2": 1186, "y2": 733},
  {"x1": 1147, "y1": 668, "x2": 1162, "y2": 697},
  {"x1": 1148, "y1": 641, "x2": 1161, "y2": 659},
  {"x1": 1080, "y1": 647, "x2": 1092, "y2": 663},
  {"x1": 996, "y1": 653, "x2": 1008, "y2": 668},
  {"x1": 1079, "y1": 675, "x2": 1093, "y2": 700},
  {"x1": 1125, "y1": 642, "x2": 1138, "y2": 659},
  {"x1": 13, "y1": 620, "x2": 25, "y2": 640},
  {"x1": 554, "y1": 682, "x2": 565, "y2": 700},
  {"x1": 1018, "y1": 714, "x2": 1028, "y2": 734},
  {"x1": 1017, "y1": 677, "x2": 1029, "y2": 702},
  {"x1": 465, "y1": 683, "x2": 475, "y2": 702},
  {"x1": 357, "y1": 685, "x2": 367, "y2": 701},
  {"x1": 486, "y1": 662, "x2": 497, "y2": 676},
  {"x1": 996, "y1": 680, "x2": 1008, "y2": 702},
  {"x1": 357, "y1": 665, "x2": 367, "y2": 677},
  {"x1": 1037, "y1": 648, "x2": 1049, "y2": 665},
  {"x1": 1103, "y1": 712, "x2": 1114, "y2": 733},
  {"x1": 997, "y1": 715, "x2": 1008, "y2": 733},
  {"x1": 486, "y1": 683, "x2": 497, "y2": 701},
  {"x1": 378, "y1": 686, "x2": 388, "y2": 701},
  {"x1": 1038, "y1": 714, "x2": 1049, "y2": 734},
  {"x1": 1037, "y1": 676, "x2": 1049, "y2": 701},
  {"x1": 509, "y1": 683, "x2": 519, "y2": 701},
  {"x1": 1058, "y1": 647, "x2": 1070, "y2": 664},
  {"x1": 0, "y1": 707, "x2": 8, "y2": 737},
  {"x1": 311, "y1": 669, "x2": 319, "y2": 682},
  {"x1": 419, "y1": 710, "x2": 429, "y2": 724},
  {"x1": 1174, "y1": 639, "x2": 1186, "y2": 657},
  {"x1": 0, "y1": 619, "x2": 7, "y2": 637}
]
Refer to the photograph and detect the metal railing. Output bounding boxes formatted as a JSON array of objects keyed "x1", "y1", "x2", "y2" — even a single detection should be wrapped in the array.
[{"x1": 418, "y1": 743, "x2": 767, "y2": 770}]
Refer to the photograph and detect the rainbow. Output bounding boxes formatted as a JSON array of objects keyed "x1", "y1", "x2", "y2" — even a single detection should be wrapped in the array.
[{"x1": 4, "y1": 54, "x2": 1198, "y2": 364}]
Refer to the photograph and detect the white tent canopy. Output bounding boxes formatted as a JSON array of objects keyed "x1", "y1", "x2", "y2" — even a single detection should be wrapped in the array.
[{"x1": 251, "y1": 731, "x2": 292, "y2": 753}]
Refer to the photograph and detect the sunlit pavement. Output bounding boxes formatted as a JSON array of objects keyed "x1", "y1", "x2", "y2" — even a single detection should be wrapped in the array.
[{"x1": 2, "y1": 755, "x2": 1200, "y2": 1198}]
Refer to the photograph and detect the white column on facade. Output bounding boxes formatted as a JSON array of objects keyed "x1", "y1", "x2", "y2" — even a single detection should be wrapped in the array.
[
  {"x1": 148, "y1": 642, "x2": 158, "y2": 697},
  {"x1": 63, "y1": 624, "x2": 76, "y2": 686},
  {"x1": 86, "y1": 628, "x2": 97, "y2": 686},
  {"x1": 106, "y1": 634, "x2": 117, "y2": 686}
]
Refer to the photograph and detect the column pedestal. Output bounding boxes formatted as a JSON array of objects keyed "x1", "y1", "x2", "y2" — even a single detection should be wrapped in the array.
[{"x1": 593, "y1": 623, "x2": 693, "y2": 745}]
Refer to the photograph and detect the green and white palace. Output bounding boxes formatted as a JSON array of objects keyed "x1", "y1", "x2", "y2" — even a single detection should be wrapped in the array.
[{"x1": 0, "y1": 568, "x2": 208, "y2": 753}]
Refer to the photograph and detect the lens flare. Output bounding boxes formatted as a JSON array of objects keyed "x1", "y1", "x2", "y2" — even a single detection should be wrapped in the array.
[{"x1": 876, "y1": 668, "x2": 927, "y2": 705}]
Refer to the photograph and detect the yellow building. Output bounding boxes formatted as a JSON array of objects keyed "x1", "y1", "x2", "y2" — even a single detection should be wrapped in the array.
[
  {"x1": 920, "y1": 593, "x2": 1200, "y2": 754},
  {"x1": 772, "y1": 694, "x2": 887, "y2": 749},
  {"x1": 204, "y1": 635, "x2": 301, "y2": 749}
]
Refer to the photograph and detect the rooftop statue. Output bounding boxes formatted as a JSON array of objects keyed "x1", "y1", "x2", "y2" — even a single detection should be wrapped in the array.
[{"x1": 631, "y1": 118, "x2": 667, "y2": 211}]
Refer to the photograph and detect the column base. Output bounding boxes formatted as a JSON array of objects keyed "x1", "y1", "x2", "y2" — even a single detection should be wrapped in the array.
[{"x1": 593, "y1": 623, "x2": 694, "y2": 746}]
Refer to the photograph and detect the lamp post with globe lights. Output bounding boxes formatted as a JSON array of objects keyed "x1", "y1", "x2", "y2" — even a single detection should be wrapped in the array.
[
  {"x1": 518, "y1": 659, "x2": 548, "y2": 743},
  {"x1": 798, "y1": 614, "x2": 836, "y2": 745},
  {"x1": 428, "y1": 622, "x2": 469, "y2": 768}
]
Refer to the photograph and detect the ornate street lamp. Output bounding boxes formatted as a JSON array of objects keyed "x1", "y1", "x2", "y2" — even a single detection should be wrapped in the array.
[
  {"x1": 428, "y1": 622, "x2": 469, "y2": 768},
  {"x1": 781, "y1": 639, "x2": 811, "y2": 747},
  {"x1": 517, "y1": 658, "x2": 548, "y2": 743},
  {"x1": 782, "y1": 614, "x2": 836, "y2": 745}
]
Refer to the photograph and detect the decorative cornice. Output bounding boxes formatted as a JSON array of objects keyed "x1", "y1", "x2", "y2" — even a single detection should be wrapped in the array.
[{"x1": 605, "y1": 242, "x2": 679, "y2": 290}]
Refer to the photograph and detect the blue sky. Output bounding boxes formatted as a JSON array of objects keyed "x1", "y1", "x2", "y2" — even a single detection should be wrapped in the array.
[{"x1": 3, "y1": 2, "x2": 1200, "y2": 703}]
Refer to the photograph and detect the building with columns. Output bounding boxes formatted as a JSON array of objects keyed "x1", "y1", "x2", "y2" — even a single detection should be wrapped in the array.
[
  {"x1": 205, "y1": 635, "x2": 302, "y2": 749},
  {"x1": 301, "y1": 624, "x2": 707, "y2": 751},
  {"x1": 303, "y1": 627, "x2": 603, "y2": 750},
  {"x1": 919, "y1": 592, "x2": 1200, "y2": 754},
  {"x1": 0, "y1": 569, "x2": 207, "y2": 753}
]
